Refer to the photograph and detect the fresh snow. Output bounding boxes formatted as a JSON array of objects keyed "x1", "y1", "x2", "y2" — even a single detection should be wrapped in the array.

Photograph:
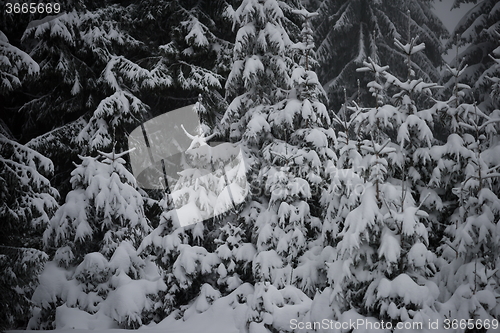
[
  {"x1": 17, "y1": 285, "x2": 260, "y2": 333},
  {"x1": 3, "y1": 0, "x2": 500, "y2": 331}
]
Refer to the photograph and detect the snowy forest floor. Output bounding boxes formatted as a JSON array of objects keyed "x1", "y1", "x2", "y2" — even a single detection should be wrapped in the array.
[
  {"x1": 7, "y1": 310, "x2": 238, "y2": 333},
  {"x1": 6, "y1": 322, "x2": 238, "y2": 333},
  {"x1": 8, "y1": 296, "x2": 240, "y2": 333}
]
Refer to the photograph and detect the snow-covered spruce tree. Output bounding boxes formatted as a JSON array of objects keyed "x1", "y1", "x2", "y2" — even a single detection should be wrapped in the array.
[
  {"x1": 136, "y1": 97, "x2": 249, "y2": 318},
  {"x1": 319, "y1": 34, "x2": 444, "y2": 327},
  {"x1": 487, "y1": 33, "x2": 500, "y2": 112},
  {"x1": 30, "y1": 149, "x2": 161, "y2": 329},
  {"x1": 311, "y1": 0, "x2": 447, "y2": 108},
  {"x1": 433, "y1": 59, "x2": 500, "y2": 324},
  {"x1": 421, "y1": 55, "x2": 486, "y2": 250},
  {"x1": 0, "y1": 30, "x2": 39, "y2": 94},
  {"x1": 436, "y1": 118, "x2": 500, "y2": 324},
  {"x1": 18, "y1": 6, "x2": 149, "y2": 139},
  {"x1": 0, "y1": 32, "x2": 59, "y2": 330},
  {"x1": 74, "y1": 54, "x2": 161, "y2": 155},
  {"x1": 216, "y1": 2, "x2": 335, "y2": 332},
  {"x1": 364, "y1": 32, "x2": 444, "y2": 327},
  {"x1": 138, "y1": 205, "x2": 219, "y2": 319},
  {"x1": 124, "y1": 1, "x2": 234, "y2": 316},
  {"x1": 43, "y1": 149, "x2": 150, "y2": 259},
  {"x1": 220, "y1": 0, "x2": 299, "y2": 299},
  {"x1": 443, "y1": 0, "x2": 500, "y2": 112},
  {"x1": 136, "y1": 124, "x2": 241, "y2": 317},
  {"x1": 147, "y1": 0, "x2": 232, "y2": 131},
  {"x1": 417, "y1": 33, "x2": 499, "y2": 268},
  {"x1": 17, "y1": 5, "x2": 171, "y2": 196},
  {"x1": 320, "y1": 58, "x2": 385, "y2": 251},
  {"x1": 0, "y1": 126, "x2": 59, "y2": 330}
]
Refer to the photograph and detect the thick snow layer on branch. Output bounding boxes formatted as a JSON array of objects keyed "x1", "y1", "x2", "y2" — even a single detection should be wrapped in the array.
[{"x1": 376, "y1": 274, "x2": 438, "y2": 306}]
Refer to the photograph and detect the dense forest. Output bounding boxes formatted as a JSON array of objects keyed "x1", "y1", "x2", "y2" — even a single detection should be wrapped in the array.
[{"x1": 1, "y1": 0, "x2": 499, "y2": 331}]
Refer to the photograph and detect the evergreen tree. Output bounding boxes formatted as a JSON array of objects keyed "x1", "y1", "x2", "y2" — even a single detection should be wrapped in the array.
[
  {"x1": 435, "y1": 103, "x2": 500, "y2": 324},
  {"x1": 17, "y1": 6, "x2": 151, "y2": 139},
  {"x1": 131, "y1": 0, "x2": 234, "y2": 131},
  {"x1": 219, "y1": 2, "x2": 335, "y2": 331},
  {"x1": 434, "y1": 43, "x2": 500, "y2": 325},
  {"x1": 30, "y1": 149, "x2": 157, "y2": 328},
  {"x1": 311, "y1": 0, "x2": 448, "y2": 109},
  {"x1": 319, "y1": 28, "x2": 444, "y2": 327},
  {"x1": 136, "y1": 98, "x2": 249, "y2": 319},
  {"x1": 0, "y1": 31, "x2": 58, "y2": 330},
  {"x1": 13, "y1": 5, "x2": 170, "y2": 194},
  {"x1": 43, "y1": 149, "x2": 151, "y2": 260},
  {"x1": 0, "y1": 126, "x2": 58, "y2": 330},
  {"x1": 0, "y1": 30, "x2": 39, "y2": 94},
  {"x1": 443, "y1": 0, "x2": 500, "y2": 112},
  {"x1": 490, "y1": 39, "x2": 500, "y2": 110}
]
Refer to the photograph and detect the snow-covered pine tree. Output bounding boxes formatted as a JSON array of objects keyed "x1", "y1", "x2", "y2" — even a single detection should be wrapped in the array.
[
  {"x1": 0, "y1": 30, "x2": 39, "y2": 94},
  {"x1": 435, "y1": 103, "x2": 500, "y2": 325},
  {"x1": 365, "y1": 29, "x2": 442, "y2": 327},
  {"x1": 167, "y1": 120, "x2": 247, "y2": 228},
  {"x1": 124, "y1": 2, "x2": 235, "y2": 318},
  {"x1": 320, "y1": 58, "x2": 384, "y2": 251},
  {"x1": 17, "y1": 6, "x2": 150, "y2": 139},
  {"x1": 217, "y1": 2, "x2": 335, "y2": 332},
  {"x1": 487, "y1": 32, "x2": 500, "y2": 111},
  {"x1": 311, "y1": 0, "x2": 448, "y2": 109},
  {"x1": 320, "y1": 30, "x2": 443, "y2": 327},
  {"x1": 30, "y1": 148, "x2": 158, "y2": 328},
  {"x1": 443, "y1": 0, "x2": 500, "y2": 112},
  {"x1": 219, "y1": 1, "x2": 299, "y2": 305},
  {"x1": 131, "y1": 0, "x2": 233, "y2": 133},
  {"x1": 138, "y1": 193, "x2": 221, "y2": 318},
  {"x1": 0, "y1": 32, "x2": 58, "y2": 330},
  {"x1": 44, "y1": 148, "x2": 150, "y2": 261},
  {"x1": 433, "y1": 41, "x2": 500, "y2": 325},
  {"x1": 16, "y1": 5, "x2": 171, "y2": 196},
  {"x1": 269, "y1": 9, "x2": 336, "y2": 297},
  {"x1": 420, "y1": 51, "x2": 479, "y2": 250},
  {"x1": 136, "y1": 94, "x2": 250, "y2": 319},
  {"x1": 0, "y1": 126, "x2": 59, "y2": 330}
]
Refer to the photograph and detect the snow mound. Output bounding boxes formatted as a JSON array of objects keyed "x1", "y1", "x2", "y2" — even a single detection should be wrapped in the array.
[{"x1": 55, "y1": 304, "x2": 117, "y2": 330}]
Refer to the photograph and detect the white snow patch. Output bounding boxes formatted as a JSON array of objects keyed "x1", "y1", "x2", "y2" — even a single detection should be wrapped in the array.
[{"x1": 55, "y1": 305, "x2": 117, "y2": 330}]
